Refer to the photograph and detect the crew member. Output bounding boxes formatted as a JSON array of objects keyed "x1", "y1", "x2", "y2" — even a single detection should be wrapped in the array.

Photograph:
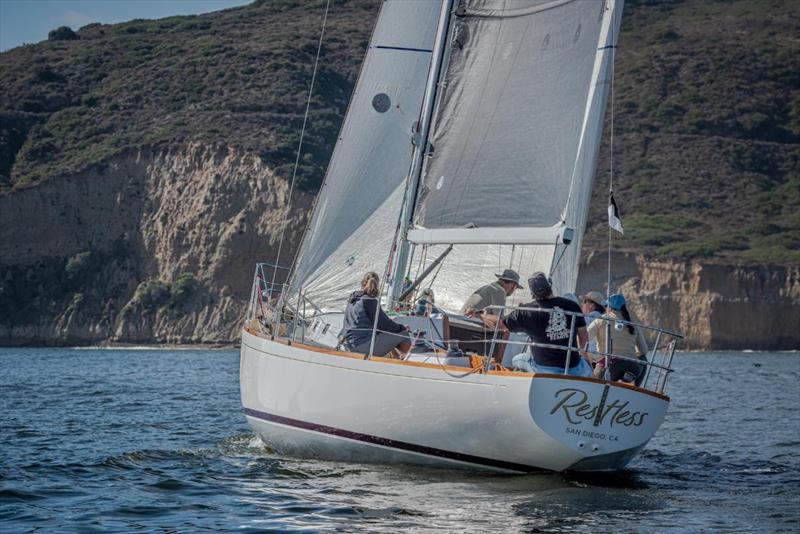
[
  {"x1": 480, "y1": 272, "x2": 591, "y2": 376},
  {"x1": 460, "y1": 269, "x2": 522, "y2": 316}
]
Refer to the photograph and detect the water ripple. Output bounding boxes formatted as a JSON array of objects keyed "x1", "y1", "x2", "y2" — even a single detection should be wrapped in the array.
[{"x1": 0, "y1": 348, "x2": 797, "y2": 532}]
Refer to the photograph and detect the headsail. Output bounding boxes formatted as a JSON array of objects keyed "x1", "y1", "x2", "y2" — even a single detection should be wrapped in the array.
[{"x1": 289, "y1": 0, "x2": 444, "y2": 310}]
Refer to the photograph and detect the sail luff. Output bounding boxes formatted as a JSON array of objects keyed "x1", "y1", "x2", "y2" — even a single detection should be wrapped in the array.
[{"x1": 285, "y1": 3, "x2": 374, "y2": 296}]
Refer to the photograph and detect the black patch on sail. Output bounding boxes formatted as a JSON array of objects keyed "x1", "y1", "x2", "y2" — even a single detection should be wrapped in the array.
[{"x1": 372, "y1": 93, "x2": 391, "y2": 113}]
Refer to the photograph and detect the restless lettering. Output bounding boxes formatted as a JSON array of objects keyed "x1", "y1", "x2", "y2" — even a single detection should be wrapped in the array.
[{"x1": 549, "y1": 388, "x2": 648, "y2": 427}]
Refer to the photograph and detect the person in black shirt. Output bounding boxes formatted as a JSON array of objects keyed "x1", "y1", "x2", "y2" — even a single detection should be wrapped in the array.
[{"x1": 480, "y1": 272, "x2": 592, "y2": 376}]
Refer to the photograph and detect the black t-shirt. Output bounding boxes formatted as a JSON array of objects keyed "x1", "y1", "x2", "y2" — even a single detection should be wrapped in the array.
[{"x1": 503, "y1": 297, "x2": 586, "y2": 368}]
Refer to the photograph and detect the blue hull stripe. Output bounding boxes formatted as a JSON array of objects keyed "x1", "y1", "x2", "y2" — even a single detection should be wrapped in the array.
[{"x1": 243, "y1": 407, "x2": 540, "y2": 472}]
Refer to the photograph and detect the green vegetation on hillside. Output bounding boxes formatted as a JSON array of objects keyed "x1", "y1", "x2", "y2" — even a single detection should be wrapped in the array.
[
  {"x1": 0, "y1": 242, "x2": 133, "y2": 327},
  {"x1": 0, "y1": 0, "x2": 798, "y2": 264},
  {"x1": 0, "y1": 0, "x2": 376, "y2": 191},
  {"x1": 585, "y1": 0, "x2": 800, "y2": 264}
]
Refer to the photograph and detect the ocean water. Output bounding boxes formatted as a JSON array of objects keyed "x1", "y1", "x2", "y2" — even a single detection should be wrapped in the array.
[{"x1": 1, "y1": 348, "x2": 798, "y2": 533}]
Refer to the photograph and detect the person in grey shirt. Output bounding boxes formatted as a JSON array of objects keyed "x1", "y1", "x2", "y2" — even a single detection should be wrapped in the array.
[{"x1": 460, "y1": 269, "x2": 522, "y2": 316}]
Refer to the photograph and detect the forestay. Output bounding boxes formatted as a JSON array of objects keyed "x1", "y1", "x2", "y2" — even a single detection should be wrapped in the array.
[{"x1": 289, "y1": 0, "x2": 443, "y2": 311}]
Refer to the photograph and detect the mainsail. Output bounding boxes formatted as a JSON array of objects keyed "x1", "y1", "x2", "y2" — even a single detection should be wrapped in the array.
[
  {"x1": 405, "y1": 0, "x2": 622, "y2": 308},
  {"x1": 289, "y1": 0, "x2": 444, "y2": 310}
]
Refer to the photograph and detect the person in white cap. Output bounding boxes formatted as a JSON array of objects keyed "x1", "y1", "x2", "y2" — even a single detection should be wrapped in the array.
[
  {"x1": 460, "y1": 268, "x2": 522, "y2": 317},
  {"x1": 581, "y1": 290, "x2": 606, "y2": 355}
]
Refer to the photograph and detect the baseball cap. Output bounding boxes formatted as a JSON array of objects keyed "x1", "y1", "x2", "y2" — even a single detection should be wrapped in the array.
[
  {"x1": 607, "y1": 293, "x2": 626, "y2": 311},
  {"x1": 527, "y1": 271, "x2": 552, "y2": 298}
]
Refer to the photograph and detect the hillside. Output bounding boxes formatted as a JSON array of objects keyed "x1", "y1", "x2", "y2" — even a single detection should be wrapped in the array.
[
  {"x1": 0, "y1": 0, "x2": 798, "y2": 349},
  {"x1": 1, "y1": 0, "x2": 798, "y2": 264},
  {"x1": 584, "y1": 0, "x2": 800, "y2": 264},
  {"x1": 0, "y1": 0, "x2": 376, "y2": 192}
]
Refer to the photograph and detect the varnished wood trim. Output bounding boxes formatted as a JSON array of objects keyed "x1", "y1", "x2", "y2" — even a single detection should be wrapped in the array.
[
  {"x1": 245, "y1": 327, "x2": 491, "y2": 374},
  {"x1": 532, "y1": 373, "x2": 670, "y2": 401}
]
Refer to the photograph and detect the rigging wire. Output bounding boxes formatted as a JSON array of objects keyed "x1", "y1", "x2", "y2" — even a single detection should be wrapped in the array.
[
  {"x1": 607, "y1": 0, "x2": 616, "y2": 301},
  {"x1": 416, "y1": 244, "x2": 427, "y2": 282},
  {"x1": 605, "y1": 0, "x2": 618, "y2": 367},
  {"x1": 269, "y1": 0, "x2": 331, "y2": 298}
]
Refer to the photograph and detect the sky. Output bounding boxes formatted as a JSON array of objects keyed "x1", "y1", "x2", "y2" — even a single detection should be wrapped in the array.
[{"x1": 0, "y1": 0, "x2": 252, "y2": 51}]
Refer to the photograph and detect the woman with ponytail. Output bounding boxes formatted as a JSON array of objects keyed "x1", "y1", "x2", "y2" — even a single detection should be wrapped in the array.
[
  {"x1": 340, "y1": 272, "x2": 412, "y2": 358},
  {"x1": 587, "y1": 293, "x2": 649, "y2": 384}
]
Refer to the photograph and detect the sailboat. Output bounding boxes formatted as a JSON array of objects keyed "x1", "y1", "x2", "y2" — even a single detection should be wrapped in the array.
[{"x1": 240, "y1": 0, "x2": 682, "y2": 472}]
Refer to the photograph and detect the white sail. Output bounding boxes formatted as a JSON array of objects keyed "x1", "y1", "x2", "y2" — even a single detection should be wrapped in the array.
[
  {"x1": 290, "y1": 0, "x2": 443, "y2": 310},
  {"x1": 414, "y1": 0, "x2": 608, "y2": 230},
  {"x1": 405, "y1": 0, "x2": 621, "y2": 297}
]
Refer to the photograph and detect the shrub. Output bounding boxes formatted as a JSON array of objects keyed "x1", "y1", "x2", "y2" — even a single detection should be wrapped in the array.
[
  {"x1": 743, "y1": 245, "x2": 800, "y2": 264},
  {"x1": 167, "y1": 272, "x2": 198, "y2": 308},
  {"x1": 657, "y1": 235, "x2": 749, "y2": 259},
  {"x1": 48, "y1": 26, "x2": 78, "y2": 41},
  {"x1": 625, "y1": 213, "x2": 695, "y2": 247},
  {"x1": 64, "y1": 250, "x2": 101, "y2": 288},
  {"x1": 138, "y1": 280, "x2": 169, "y2": 311},
  {"x1": 66, "y1": 292, "x2": 84, "y2": 313},
  {"x1": 65, "y1": 251, "x2": 92, "y2": 276},
  {"x1": 33, "y1": 66, "x2": 65, "y2": 84}
]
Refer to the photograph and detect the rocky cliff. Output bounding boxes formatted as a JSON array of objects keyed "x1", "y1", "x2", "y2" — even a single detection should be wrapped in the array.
[
  {"x1": 0, "y1": 143, "x2": 311, "y2": 345},
  {"x1": 2, "y1": 151, "x2": 797, "y2": 349},
  {"x1": 578, "y1": 252, "x2": 800, "y2": 350}
]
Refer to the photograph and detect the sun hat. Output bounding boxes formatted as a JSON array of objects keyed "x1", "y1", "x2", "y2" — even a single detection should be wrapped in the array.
[
  {"x1": 583, "y1": 291, "x2": 606, "y2": 306},
  {"x1": 495, "y1": 269, "x2": 522, "y2": 288}
]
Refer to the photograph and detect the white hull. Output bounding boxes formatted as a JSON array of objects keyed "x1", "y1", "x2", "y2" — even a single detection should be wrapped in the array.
[{"x1": 240, "y1": 328, "x2": 669, "y2": 473}]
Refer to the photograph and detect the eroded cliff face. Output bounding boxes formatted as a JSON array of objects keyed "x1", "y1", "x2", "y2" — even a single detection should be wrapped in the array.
[
  {"x1": 578, "y1": 252, "x2": 800, "y2": 350},
  {"x1": 0, "y1": 143, "x2": 311, "y2": 345},
  {"x1": 1, "y1": 153, "x2": 798, "y2": 349}
]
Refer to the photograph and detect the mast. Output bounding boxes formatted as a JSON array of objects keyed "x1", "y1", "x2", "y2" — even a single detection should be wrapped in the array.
[{"x1": 387, "y1": 0, "x2": 455, "y2": 305}]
